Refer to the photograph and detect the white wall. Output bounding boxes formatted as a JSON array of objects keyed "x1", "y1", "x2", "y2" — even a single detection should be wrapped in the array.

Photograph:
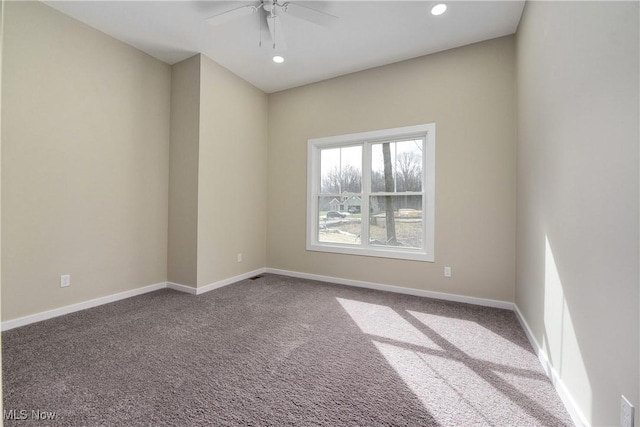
[{"x1": 516, "y1": 2, "x2": 639, "y2": 425}]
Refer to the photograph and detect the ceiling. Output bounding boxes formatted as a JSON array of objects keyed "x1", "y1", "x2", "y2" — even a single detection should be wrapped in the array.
[{"x1": 42, "y1": 1, "x2": 525, "y2": 93}]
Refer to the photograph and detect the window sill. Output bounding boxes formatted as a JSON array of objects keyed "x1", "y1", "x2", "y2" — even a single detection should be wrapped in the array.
[{"x1": 306, "y1": 242, "x2": 434, "y2": 262}]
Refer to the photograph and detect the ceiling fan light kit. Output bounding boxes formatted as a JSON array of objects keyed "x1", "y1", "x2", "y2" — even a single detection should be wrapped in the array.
[{"x1": 205, "y1": 0, "x2": 338, "y2": 57}]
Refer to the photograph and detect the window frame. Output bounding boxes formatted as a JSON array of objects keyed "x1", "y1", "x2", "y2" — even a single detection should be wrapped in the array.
[{"x1": 306, "y1": 123, "x2": 435, "y2": 262}]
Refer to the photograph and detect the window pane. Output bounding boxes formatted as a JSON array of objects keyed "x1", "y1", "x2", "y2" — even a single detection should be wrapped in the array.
[
  {"x1": 321, "y1": 145, "x2": 362, "y2": 194},
  {"x1": 371, "y1": 139, "x2": 423, "y2": 193},
  {"x1": 318, "y1": 196, "x2": 362, "y2": 245},
  {"x1": 369, "y1": 195, "x2": 423, "y2": 249}
]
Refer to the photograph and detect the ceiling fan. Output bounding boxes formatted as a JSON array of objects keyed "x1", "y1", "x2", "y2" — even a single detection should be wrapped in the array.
[{"x1": 205, "y1": 1, "x2": 338, "y2": 50}]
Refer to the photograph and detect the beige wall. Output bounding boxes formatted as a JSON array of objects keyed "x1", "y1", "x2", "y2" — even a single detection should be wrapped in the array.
[
  {"x1": 167, "y1": 54, "x2": 268, "y2": 288},
  {"x1": 2, "y1": 2, "x2": 638, "y2": 425},
  {"x1": 167, "y1": 55, "x2": 200, "y2": 287},
  {"x1": 2, "y1": 3, "x2": 269, "y2": 318},
  {"x1": 267, "y1": 36, "x2": 517, "y2": 302},
  {"x1": 516, "y1": 2, "x2": 639, "y2": 426},
  {"x1": 197, "y1": 55, "x2": 268, "y2": 286},
  {"x1": 1, "y1": 1, "x2": 171, "y2": 320}
]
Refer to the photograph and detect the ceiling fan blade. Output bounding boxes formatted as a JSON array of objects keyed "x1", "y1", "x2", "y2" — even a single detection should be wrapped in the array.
[
  {"x1": 205, "y1": 4, "x2": 259, "y2": 27},
  {"x1": 282, "y1": 3, "x2": 338, "y2": 27},
  {"x1": 267, "y1": 15, "x2": 287, "y2": 50}
]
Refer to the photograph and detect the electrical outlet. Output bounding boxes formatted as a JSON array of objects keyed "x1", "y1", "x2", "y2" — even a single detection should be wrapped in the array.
[
  {"x1": 60, "y1": 274, "x2": 70, "y2": 288},
  {"x1": 444, "y1": 266, "x2": 452, "y2": 277},
  {"x1": 237, "y1": 253, "x2": 243, "y2": 263},
  {"x1": 621, "y1": 395, "x2": 634, "y2": 427}
]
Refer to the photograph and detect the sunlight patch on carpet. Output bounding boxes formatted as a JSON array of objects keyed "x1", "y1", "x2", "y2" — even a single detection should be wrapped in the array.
[{"x1": 335, "y1": 298, "x2": 440, "y2": 350}]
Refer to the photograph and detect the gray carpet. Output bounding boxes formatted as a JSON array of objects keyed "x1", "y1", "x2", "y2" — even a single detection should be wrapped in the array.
[{"x1": 3, "y1": 274, "x2": 573, "y2": 426}]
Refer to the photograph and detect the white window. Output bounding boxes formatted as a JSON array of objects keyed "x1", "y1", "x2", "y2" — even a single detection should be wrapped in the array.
[{"x1": 307, "y1": 123, "x2": 435, "y2": 262}]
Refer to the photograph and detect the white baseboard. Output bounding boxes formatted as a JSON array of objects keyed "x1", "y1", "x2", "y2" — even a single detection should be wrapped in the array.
[
  {"x1": 2, "y1": 268, "x2": 509, "y2": 331},
  {"x1": 513, "y1": 304, "x2": 589, "y2": 427},
  {"x1": 265, "y1": 268, "x2": 514, "y2": 310},
  {"x1": 1, "y1": 282, "x2": 166, "y2": 331},
  {"x1": 3, "y1": 269, "x2": 269, "y2": 331},
  {"x1": 166, "y1": 282, "x2": 198, "y2": 295},
  {"x1": 167, "y1": 268, "x2": 267, "y2": 296},
  {"x1": 195, "y1": 268, "x2": 267, "y2": 295}
]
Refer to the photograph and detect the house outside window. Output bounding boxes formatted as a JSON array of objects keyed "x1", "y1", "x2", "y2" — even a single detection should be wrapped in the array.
[{"x1": 307, "y1": 123, "x2": 435, "y2": 262}]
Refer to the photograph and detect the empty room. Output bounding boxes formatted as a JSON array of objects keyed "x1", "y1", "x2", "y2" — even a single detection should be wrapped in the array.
[{"x1": 1, "y1": 0, "x2": 638, "y2": 426}]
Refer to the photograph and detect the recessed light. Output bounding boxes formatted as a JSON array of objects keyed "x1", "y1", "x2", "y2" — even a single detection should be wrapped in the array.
[
  {"x1": 431, "y1": 3, "x2": 447, "y2": 16},
  {"x1": 273, "y1": 55, "x2": 284, "y2": 64}
]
